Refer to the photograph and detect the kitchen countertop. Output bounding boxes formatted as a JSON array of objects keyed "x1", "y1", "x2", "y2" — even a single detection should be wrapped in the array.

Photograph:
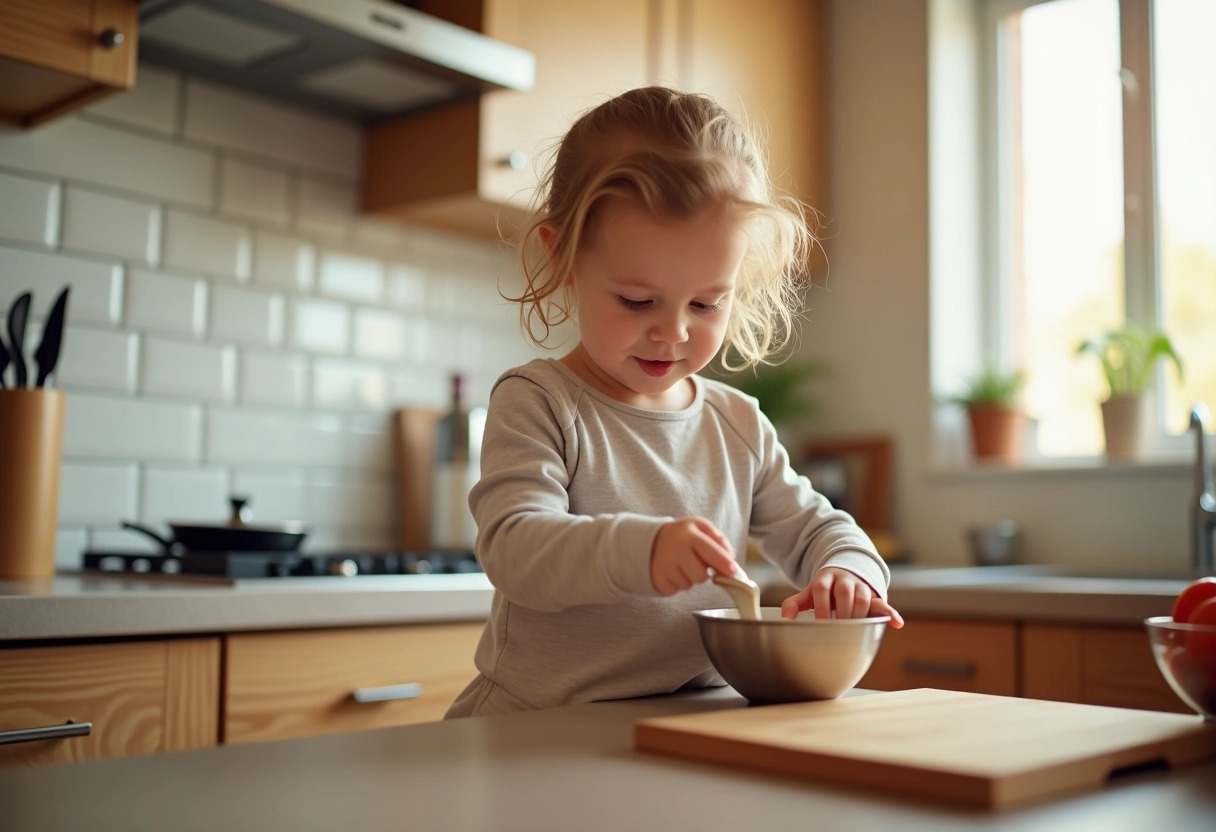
[
  {"x1": 0, "y1": 562, "x2": 1194, "y2": 642},
  {"x1": 1, "y1": 688, "x2": 1213, "y2": 832},
  {"x1": 0, "y1": 571, "x2": 496, "y2": 641}
]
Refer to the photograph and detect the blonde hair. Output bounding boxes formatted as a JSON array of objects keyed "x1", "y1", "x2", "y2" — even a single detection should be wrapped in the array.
[{"x1": 507, "y1": 86, "x2": 813, "y2": 370}]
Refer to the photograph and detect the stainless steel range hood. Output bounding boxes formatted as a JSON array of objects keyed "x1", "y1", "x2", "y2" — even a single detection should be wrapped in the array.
[{"x1": 137, "y1": 0, "x2": 534, "y2": 124}]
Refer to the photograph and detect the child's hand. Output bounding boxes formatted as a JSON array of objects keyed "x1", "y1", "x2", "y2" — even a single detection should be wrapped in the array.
[
  {"x1": 650, "y1": 517, "x2": 738, "y2": 596},
  {"x1": 780, "y1": 566, "x2": 904, "y2": 627}
]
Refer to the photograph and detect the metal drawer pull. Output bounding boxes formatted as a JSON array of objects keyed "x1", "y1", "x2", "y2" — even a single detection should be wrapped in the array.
[
  {"x1": 0, "y1": 720, "x2": 92, "y2": 746},
  {"x1": 901, "y1": 659, "x2": 977, "y2": 678},
  {"x1": 352, "y1": 683, "x2": 423, "y2": 703}
]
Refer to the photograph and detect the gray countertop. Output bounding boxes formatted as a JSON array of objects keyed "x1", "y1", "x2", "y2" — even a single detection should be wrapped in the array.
[
  {"x1": 1, "y1": 688, "x2": 1213, "y2": 832},
  {"x1": 0, "y1": 572, "x2": 496, "y2": 640},
  {"x1": 0, "y1": 562, "x2": 1192, "y2": 642}
]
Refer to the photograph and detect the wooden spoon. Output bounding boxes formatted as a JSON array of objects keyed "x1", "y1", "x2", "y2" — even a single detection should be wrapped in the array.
[{"x1": 712, "y1": 570, "x2": 761, "y2": 620}]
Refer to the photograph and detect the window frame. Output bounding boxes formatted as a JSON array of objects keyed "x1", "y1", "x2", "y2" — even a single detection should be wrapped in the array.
[{"x1": 977, "y1": 0, "x2": 1185, "y2": 456}]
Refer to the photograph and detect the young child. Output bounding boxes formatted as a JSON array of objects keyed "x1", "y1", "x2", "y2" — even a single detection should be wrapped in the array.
[{"x1": 446, "y1": 86, "x2": 902, "y2": 718}]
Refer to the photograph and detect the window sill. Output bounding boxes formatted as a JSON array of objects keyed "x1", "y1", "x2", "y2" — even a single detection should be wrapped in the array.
[{"x1": 928, "y1": 450, "x2": 1193, "y2": 483}]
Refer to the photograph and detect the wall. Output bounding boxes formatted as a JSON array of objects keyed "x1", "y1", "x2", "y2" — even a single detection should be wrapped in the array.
[
  {"x1": 0, "y1": 65, "x2": 537, "y2": 567},
  {"x1": 799, "y1": 0, "x2": 1193, "y2": 570}
]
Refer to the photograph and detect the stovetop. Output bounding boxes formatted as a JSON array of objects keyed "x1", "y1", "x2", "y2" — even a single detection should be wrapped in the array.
[{"x1": 81, "y1": 548, "x2": 481, "y2": 581}]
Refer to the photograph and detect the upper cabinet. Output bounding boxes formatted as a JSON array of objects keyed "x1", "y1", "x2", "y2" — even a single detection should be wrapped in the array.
[
  {"x1": 0, "y1": 0, "x2": 139, "y2": 127},
  {"x1": 364, "y1": 0, "x2": 826, "y2": 242},
  {"x1": 365, "y1": 0, "x2": 651, "y2": 240}
]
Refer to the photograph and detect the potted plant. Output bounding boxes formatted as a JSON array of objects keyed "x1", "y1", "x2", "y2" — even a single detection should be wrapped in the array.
[
  {"x1": 948, "y1": 364, "x2": 1027, "y2": 463},
  {"x1": 1075, "y1": 326, "x2": 1183, "y2": 457}
]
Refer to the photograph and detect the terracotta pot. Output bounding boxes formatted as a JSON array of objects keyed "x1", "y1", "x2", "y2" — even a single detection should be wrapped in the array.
[
  {"x1": 1101, "y1": 395, "x2": 1142, "y2": 458},
  {"x1": 967, "y1": 405, "x2": 1024, "y2": 463}
]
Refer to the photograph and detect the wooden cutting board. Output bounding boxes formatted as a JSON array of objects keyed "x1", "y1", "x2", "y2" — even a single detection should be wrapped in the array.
[{"x1": 634, "y1": 688, "x2": 1216, "y2": 810}]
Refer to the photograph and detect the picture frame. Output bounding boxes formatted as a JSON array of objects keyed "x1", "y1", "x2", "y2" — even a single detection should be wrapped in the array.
[{"x1": 798, "y1": 435, "x2": 893, "y2": 533}]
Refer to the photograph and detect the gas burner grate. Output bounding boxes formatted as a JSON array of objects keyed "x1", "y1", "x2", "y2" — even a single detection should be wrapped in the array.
[{"x1": 81, "y1": 549, "x2": 480, "y2": 579}]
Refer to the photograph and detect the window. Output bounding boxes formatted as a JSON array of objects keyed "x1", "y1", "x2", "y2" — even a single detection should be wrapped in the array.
[{"x1": 983, "y1": 0, "x2": 1215, "y2": 457}]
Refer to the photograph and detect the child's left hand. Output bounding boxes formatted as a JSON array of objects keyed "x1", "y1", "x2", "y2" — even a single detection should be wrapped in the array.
[{"x1": 781, "y1": 566, "x2": 905, "y2": 628}]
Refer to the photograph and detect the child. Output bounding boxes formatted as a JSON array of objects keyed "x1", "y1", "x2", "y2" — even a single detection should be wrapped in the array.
[{"x1": 446, "y1": 86, "x2": 902, "y2": 718}]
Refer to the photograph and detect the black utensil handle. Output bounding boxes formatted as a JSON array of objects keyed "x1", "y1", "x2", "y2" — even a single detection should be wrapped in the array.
[
  {"x1": 7, "y1": 291, "x2": 31, "y2": 388},
  {"x1": 120, "y1": 520, "x2": 178, "y2": 554},
  {"x1": 34, "y1": 286, "x2": 70, "y2": 388}
]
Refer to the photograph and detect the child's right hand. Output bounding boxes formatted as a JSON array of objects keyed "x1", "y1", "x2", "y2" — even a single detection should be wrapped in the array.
[{"x1": 650, "y1": 516, "x2": 739, "y2": 596}]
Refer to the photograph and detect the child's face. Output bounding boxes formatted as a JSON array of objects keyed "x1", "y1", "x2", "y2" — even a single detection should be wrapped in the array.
[{"x1": 566, "y1": 198, "x2": 747, "y2": 409}]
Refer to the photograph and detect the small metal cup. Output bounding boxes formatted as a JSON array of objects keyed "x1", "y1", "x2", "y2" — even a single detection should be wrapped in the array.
[{"x1": 967, "y1": 520, "x2": 1020, "y2": 566}]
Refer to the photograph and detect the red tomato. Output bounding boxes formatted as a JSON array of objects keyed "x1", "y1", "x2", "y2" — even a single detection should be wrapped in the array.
[
  {"x1": 1186, "y1": 596, "x2": 1216, "y2": 657},
  {"x1": 1172, "y1": 577, "x2": 1216, "y2": 623}
]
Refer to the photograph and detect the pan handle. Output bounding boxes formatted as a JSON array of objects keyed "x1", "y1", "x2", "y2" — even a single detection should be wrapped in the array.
[{"x1": 120, "y1": 521, "x2": 181, "y2": 555}]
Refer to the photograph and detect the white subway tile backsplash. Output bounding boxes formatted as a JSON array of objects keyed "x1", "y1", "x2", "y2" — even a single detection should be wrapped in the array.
[
  {"x1": 289, "y1": 297, "x2": 349, "y2": 354},
  {"x1": 402, "y1": 314, "x2": 431, "y2": 360},
  {"x1": 298, "y1": 177, "x2": 356, "y2": 238},
  {"x1": 183, "y1": 79, "x2": 359, "y2": 180},
  {"x1": 85, "y1": 63, "x2": 181, "y2": 136},
  {"x1": 163, "y1": 209, "x2": 252, "y2": 279},
  {"x1": 63, "y1": 393, "x2": 202, "y2": 462},
  {"x1": 239, "y1": 350, "x2": 307, "y2": 408},
  {"x1": 352, "y1": 217, "x2": 406, "y2": 252},
  {"x1": 0, "y1": 72, "x2": 532, "y2": 552},
  {"x1": 142, "y1": 466, "x2": 230, "y2": 525},
  {"x1": 344, "y1": 413, "x2": 394, "y2": 472},
  {"x1": 143, "y1": 336, "x2": 236, "y2": 402},
  {"x1": 232, "y1": 470, "x2": 307, "y2": 524},
  {"x1": 318, "y1": 250, "x2": 383, "y2": 302},
  {"x1": 55, "y1": 527, "x2": 90, "y2": 568},
  {"x1": 0, "y1": 171, "x2": 60, "y2": 248},
  {"x1": 385, "y1": 263, "x2": 426, "y2": 309},
  {"x1": 54, "y1": 326, "x2": 139, "y2": 392},
  {"x1": 219, "y1": 156, "x2": 291, "y2": 226},
  {"x1": 0, "y1": 246, "x2": 122, "y2": 324},
  {"x1": 305, "y1": 473, "x2": 392, "y2": 528},
  {"x1": 353, "y1": 307, "x2": 407, "y2": 360},
  {"x1": 0, "y1": 117, "x2": 213, "y2": 207},
  {"x1": 252, "y1": 230, "x2": 315, "y2": 292},
  {"x1": 428, "y1": 321, "x2": 482, "y2": 370},
  {"x1": 125, "y1": 268, "x2": 207, "y2": 336},
  {"x1": 391, "y1": 365, "x2": 447, "y2": 409},
  {"x1": 62, "y1": 186, "x2": 161, "y2": 265},
  {"x1": 210, "y1": 284, "x2": 284, "y2": 346},
  {"x1": 207, "y1": 409, "x2": 345, "y2": 466},
  {"x1": 58, "y1": 463, "x2": 139, "y2": 523},
  {"x1": 312, "y1": 358, "x2": 387, "y2": 410}
]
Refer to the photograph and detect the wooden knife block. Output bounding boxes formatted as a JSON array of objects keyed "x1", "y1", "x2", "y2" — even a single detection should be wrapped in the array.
[{"x1": 394, "y1": 408, "x2": 440, "y2": 551}]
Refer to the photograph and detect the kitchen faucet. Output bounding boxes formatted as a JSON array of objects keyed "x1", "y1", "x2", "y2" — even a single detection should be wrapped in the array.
[{"x1": 1191, "y1": 404, "x2": 1216, "y2": 575}]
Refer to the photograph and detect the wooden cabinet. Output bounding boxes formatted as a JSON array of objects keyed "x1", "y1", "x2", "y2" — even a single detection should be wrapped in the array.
[
  {"x1": 0, "y1": 0, "x2": 138, "y2": 127},
  {"x1": 224, "y1": 622, "x2": 484, "y2": 744},
  {"x1": 365, "y1": 0, "x2": 826, "y2": 242},
  {"x1": 1022, "y1": 623, "x2": 1188, "y2": 714},
  {"x1": 0, "y1": 638, "x2": 220, "y2": 768},
  {"x1": 858, "y1": 618, "x2": 1019, "y2": 696},
  {"x1": 366, "y1": 0, "x2": 651, "y2": 239},
  {"x1": 673, "y1": 0, "x2": 828, "y2": 224}
]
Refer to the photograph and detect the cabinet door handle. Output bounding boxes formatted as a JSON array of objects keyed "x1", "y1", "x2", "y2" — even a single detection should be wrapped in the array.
[
  {"x1": 98, "y1": 28, "x2": 125, "y2": 49},
  {"x1": 901, "y1": 659, "x2": 977, "y2": 678},
  {"x1": 0, "y1": 720, "x2": 92, "y2": 746},
  {"x1": 352, "y1": 683, "x2": 423, "y2": 703}
]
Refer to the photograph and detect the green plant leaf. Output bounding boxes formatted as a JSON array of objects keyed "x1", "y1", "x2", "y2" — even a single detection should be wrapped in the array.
[
  {"x1": 1075, "y1": 325, "x2": 1184, "y2": 399},
  {"x1": 947, "y1": 363, "x2": 1025, "y2": 407}
]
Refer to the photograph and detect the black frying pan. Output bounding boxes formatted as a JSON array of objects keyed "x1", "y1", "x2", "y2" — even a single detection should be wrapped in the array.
[{"x1": 122, "y1": 497, "x2": 308, "y2": 553}]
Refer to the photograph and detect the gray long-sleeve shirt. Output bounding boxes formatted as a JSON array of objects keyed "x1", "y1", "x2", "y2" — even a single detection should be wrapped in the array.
[{"x1": 445, "y1": 358, "x2": 889, "y2": 717}]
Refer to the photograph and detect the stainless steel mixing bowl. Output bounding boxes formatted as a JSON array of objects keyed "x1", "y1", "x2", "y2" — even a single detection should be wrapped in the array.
[{"x1": 694, "y1": 607, "x2": 890, "y2": 704}]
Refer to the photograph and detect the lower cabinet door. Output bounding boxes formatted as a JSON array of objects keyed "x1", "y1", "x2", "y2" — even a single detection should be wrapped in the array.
[
  {"x1": 224, "y1": 621, "x2": 485, "y2": 744},
  {"x1": 1022, "y1": 623, "x2": 1189, "y2": 713},
  {"x1": 856, "y1": 618, "x2": 1018, "y2": 696},
  {"x1": 0, "y1": 638, "x2": 221, "y2": 767}
]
